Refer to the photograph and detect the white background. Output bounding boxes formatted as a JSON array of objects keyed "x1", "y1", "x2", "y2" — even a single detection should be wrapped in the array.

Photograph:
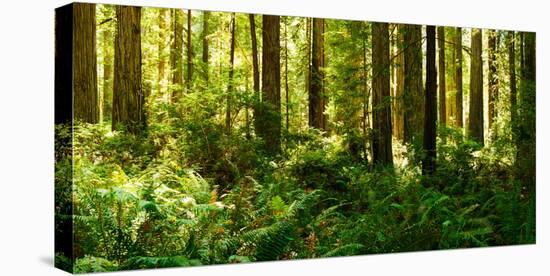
[{"x1": 0, "y1": 0, "x2": 547, "y2": 275}]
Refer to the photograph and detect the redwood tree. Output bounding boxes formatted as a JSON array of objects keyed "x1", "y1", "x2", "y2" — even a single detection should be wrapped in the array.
[
  {"x1": 403, "y1": 25, "x2": 424, "y2": 143},
  {"x1": 468, "y1": 28, "x2": 484, "y2": 145},
  {"x1": 453, "y1": 27, "x2": 464, "y2": 128},
  {"x1": 249, "y1": 14, "x2": 261, "y2": 134},
  {"x1": 437, "y1": 26, "x2": 446, "y2": 125},
  {"x1": 309, "y1": 18, "x2": 326, "y2": 130},
  {"x1": 260, "y1": 15, "x2": 281, "y2": 154},
  {"x1": 112, "y1": 6, "x2": 143, "y2": 133},
  {"x1": 371, "y1": 22, "x2": 393, "y2": 165},
  {"x1": 74, "y1": 3, "x2": 99, "y2": 123},
  {"x1": 423, "y1": 26, "x2": 437, "y2": 175},
  {"x1": 487, "y1": 30, "x2": 499, "y2": 132},
  {"x1": 393, "y1": 25, "x2": 405, "y2": 141},
  {"x1": 517, "y1": 32, "x2": 536, "y2": 194}
]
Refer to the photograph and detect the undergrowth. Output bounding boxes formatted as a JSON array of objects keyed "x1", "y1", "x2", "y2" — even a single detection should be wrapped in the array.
[{"x1": 54, "y1": 121, "x2": 535, "y2": 273}]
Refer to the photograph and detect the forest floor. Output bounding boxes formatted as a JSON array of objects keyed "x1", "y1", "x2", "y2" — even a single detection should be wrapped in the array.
[{"x1": 55, "y1": 121, "x2": 535, "y2": 273}]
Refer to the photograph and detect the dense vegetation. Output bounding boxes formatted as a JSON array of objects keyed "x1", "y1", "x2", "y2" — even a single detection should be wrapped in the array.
[{"x1": 55, "y1": 3, "x2": 536, "y2": 273}]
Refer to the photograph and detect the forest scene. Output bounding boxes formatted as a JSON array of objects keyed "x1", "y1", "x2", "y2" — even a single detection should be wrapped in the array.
[{"x1": 55, "y1": 3, "x2": 536, "y2": 273}]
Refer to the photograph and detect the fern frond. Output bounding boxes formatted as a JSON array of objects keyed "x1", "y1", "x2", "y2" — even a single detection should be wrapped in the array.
[
  {"x1": 121, "y1": 256, "x2": 201, "y2": 270},
  {"x1": 242, "y1": 221, "x2": 294, "y2": 261}
]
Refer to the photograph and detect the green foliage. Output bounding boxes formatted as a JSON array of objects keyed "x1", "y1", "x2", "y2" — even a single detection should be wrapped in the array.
[
  {"x1": 60, "y1": 114, "x2": 534, "y2": 272},
  {"x1": 323, "y1": 243, "x2": 366, "y2": 257},
  {"x1": 121, "y1": 256, "x2": 202, "y2": 270},
  {"x1": 241, "y1": 221, "x2": 294, "y2": 261},
  {"x1": 56, "y1": 6, "x2": 535, "y2": 273},
  {"x1": 74, "y1": 256, "x2": 118, "y2": 273}
]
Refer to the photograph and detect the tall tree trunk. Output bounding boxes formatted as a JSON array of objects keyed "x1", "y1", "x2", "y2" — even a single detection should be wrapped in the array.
[
  {"x1": 186, "y1": 10, "x2": 193, "y2": 92},
  {"x1": 113, "y1": 6, "x2": 143, "y2": 134},
  {"x1": 508, "y1": 31, "x2": 517, "y2": 144},
  {"x1": 517, "y1": 31, "x2": 536, "y2": 194},
  {"x1": 284, "y1": 17, "x2": 290, "y2": 132},
  {"x1": 74, "y1": 3, "x2": 99, "y2": 123},
  {"x1": 454, "y1": 27, "x2": 464, "y2": 128},
  {"x1": 226, "y1": 13, "x2": 236, "y2": 134},
  {"x1": 249, "y1": 14, "x2": 261, "y2": 135},
  {"x1": 157, "y1": 9, "x2": 167, "y2": 96},
  {"x1": 170, "y1": 9, "x2": 184, "y2": 102},
  {"x1": 309, "y1": 18, "x2": 326, "y2": 130},
  {"x1": 202, "y1": 11, "x2": 210, "y2": 87},
  {"x1": 468, "y1": 28, "x2": 484, "y2": 145},
  {"x1": 393, "y1": 25, "x2": 405, "y2": 141},
  {"x1": 260, "y1": 15, "x2": 281, "y2": 154},
  {"x1": 371, "y1": 22, "x2": 393, "y2": 165},
  {"x1": 437, "y1": 26, "x2": 446, "y2": 125},
  {"x1": 403, "y1": 25, "x2": 423, "y2": 143},
  {"x1": 423, "y1": 26, "x2": 437, "y2": 176},
  {"x1": 488, "y1": 29, "x2": 499, "y2": 132}
]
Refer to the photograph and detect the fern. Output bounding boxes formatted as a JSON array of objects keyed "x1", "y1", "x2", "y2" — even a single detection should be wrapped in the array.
[
  {"x1": 74, "y1": 256, "x2": 118, "y2": 273},
  {"x1": 242, "y1": 221, "x2": 294, "y2": 261},
  {"x1": 121, "y1": 256, "x2": 201, "y2": 270},
  {"x1": 286, "y1": 189, "x2": 324, "y2": 220}
]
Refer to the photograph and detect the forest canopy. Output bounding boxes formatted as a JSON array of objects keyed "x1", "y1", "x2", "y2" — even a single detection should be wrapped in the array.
[{"x1": 55, "y1": 3, "x2": 536, "y2": 273}]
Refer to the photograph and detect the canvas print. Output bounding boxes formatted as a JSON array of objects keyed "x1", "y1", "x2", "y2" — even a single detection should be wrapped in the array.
[{"x1": 55, "y1": 2, "x2": 536, "y2": 273}]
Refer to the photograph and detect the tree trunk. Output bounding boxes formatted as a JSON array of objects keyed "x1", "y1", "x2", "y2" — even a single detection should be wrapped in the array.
[
  {"x1": 468, "y1": 28, "x2": 484, "y2": 145},
  {"x1": 249, "y1": 14, "x2": 261, "y2": 135},
  {"x1": 157, "y1": 9, "x2": 167, "y2": 96},
  {"x1": 226, "y1": 13, "x2": 236, "y2": 134},
  {"x1": 454, "y1": 27, "x2": 464, "y2": 128},
  {"x1": 74, "y1": 3, "x2": 99, "y2": 123},
  {"x1": 260, "y1": 15, "x2": 281, "y2": 154},
  {"x1": 186, "y1": 10, "x2": 193, "y2": 92},
  {"x1": 437, "y1": 26, "x2": 446, "y2": 125},
  {"x1": 517, "y1": 31, "x2": 536, "y2": 194},
  {"x1": 170, "y1": 9, "x2": 184, "y2": 102},
  {"x1": 202, "y1": 11, "x2": 210, "y2": 87},
  {"x1": 423, "y1": 26, "x2": 437, "y2": 175},
  {"x1": 309, "y1": 18, "x2": 326, "y2": 130},
  {"x1": 371, "y1": 22, "x2": 393, "y2": 165},
  {"x1": 306, "y1": 18, "x2": 312, "y2": 103},
  {"x1": 284, "y1": 17, "x2": 290, "y2": 132},
  {"x1": 488, "y1": 30, "x2": 499, "y2": 132},
  {"x1": 508, "y1": 31, "x2": 517, "y2": 144},
  {"x1": 113, "y1": 6, "x2": 143, "y2": 134},
  {"x1": 403, "y1": 25, "x2": 424, "y2": 143},
  {"x1": 393, "y1": 25, "x2": 405, "y2": 141}
]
